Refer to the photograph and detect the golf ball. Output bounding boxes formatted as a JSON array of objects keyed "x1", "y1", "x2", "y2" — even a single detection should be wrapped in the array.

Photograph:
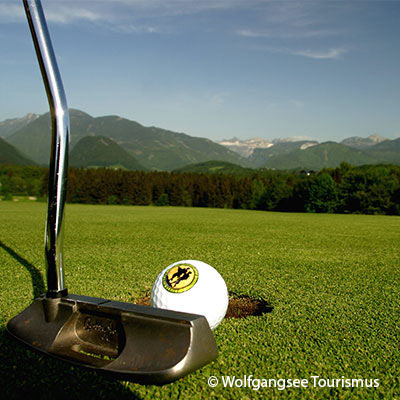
[{"x1": 150, "y1": 260, "x2": 229, "y2": 330}]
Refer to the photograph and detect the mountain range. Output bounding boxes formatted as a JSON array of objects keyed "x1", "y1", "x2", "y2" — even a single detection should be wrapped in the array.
[
  {"x1": 247, "y1": 140, "x2": 319, "y2": 167},
  {"x1": 1, "y1": 109, "x2": 399, "y2": 171},
  {"x1": 4, "y1": 109, "x2": 243, "y2": 170},
  {"x1": 218, "y1": 134, "x2": 399, "y2": 170},
  {"x1": 262, "y1": 141, "x2": 378, "y2": 170},
  {"x1": 218, "y1": 134, "x2": 387, "y2": 156},
  {"x1": 218, "y1": 136, "x2": 318, "y2": 158},
  {"x1": 341, "y1": 134, "x2": 387, "y2": 149}
]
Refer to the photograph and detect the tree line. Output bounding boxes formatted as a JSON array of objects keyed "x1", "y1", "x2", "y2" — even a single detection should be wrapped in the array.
[{"x1": 1, "y1": 163, "x2": 399, "y2": 215}]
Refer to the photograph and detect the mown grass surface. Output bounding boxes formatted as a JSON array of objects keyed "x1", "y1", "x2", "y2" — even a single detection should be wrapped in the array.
[{"x1": 1, "y1": 202, "x2": 399, "y2": 399}]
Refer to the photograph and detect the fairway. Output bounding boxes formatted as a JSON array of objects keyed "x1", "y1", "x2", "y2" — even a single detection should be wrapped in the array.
[{"x1": 1, "y1": 202, "x2": 399, "y2": 399}]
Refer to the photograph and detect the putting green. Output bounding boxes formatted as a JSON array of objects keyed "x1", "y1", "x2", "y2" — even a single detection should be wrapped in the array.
[{"x1": 1, "y1": 202, "x2": 399, "y2": 399}]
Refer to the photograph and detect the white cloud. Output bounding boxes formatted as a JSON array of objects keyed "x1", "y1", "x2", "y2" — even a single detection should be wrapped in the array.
[
  {"x1": 112, "y1": 0, "x2": 254, "y2": 16},
  {"x1": 235, "y1": 2, "x2": 352, "y2": 60},
  {"x1": 113, "y1": 23, "x2": 161, "y2": 34},
  {"x1": 290, "y1": 47, "x2": 348, "y2": 59},
  {"x1": 0, "y1": 1, "x2": 165, "y2": 34},
  {"x1": 44, "y1": 7, "x2": 104, "y2": 24},
  {"x1": 247, "y1": 2, "x2": 325, "y2": 35},
  {"x1": 0, "y1": 0, "x2": 257, "y2": 24},
  {"x1": 253, "y1": 44, "x2": 348, "y2": 60},
  {"x1": 0, "y1": 4, "x2": 24, "y2": 21},
  {"x1": 0, "y1": 2, "x2": 103, "y2": 24},
  {"x1": 209, "y1": 91, "x2": 230, "y2": 107},
  {"x1": 236, "y1": 28, "x2": 343, "y2": 40},
  {"x1": 0, "y1": 0, "x2": 355, "y2": 46}
]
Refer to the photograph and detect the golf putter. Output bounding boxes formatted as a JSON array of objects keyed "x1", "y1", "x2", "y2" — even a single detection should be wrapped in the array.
[{"x1": 7, "y1": 0, "x2": 217, "y2": 385}]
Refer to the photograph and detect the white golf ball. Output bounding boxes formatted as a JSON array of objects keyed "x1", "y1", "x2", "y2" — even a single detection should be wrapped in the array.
[{"x1": 150, "y1": 260, "x2": 229, "y2": 330}]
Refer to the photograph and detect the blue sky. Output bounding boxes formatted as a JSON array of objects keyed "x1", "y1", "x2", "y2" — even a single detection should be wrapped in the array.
[{"x1": 1, "y1": 0, "x2": 400, "y2": 142}]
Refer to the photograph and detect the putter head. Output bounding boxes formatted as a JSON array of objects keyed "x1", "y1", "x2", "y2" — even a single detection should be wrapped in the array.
[{"x1": 7, "y1": 294, "x2": 218, "y2": 385}]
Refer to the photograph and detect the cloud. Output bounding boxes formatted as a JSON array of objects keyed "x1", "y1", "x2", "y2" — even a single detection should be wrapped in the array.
[
  {"x1": 235, "y1": 2, "x2": 352, "y2": 60},
  {"x1": 243, "y1": 2, "x2": 327, "y2": 36},
  {"x1": 0, "y1": 0, "x2": 355, "y2": 45},
  {"x1": 0, "y1": 1, "x2": 165, "y2": 34},
  {"x1": 44, "y1": 7, "x2": 104, "y2": 24},
  {"x1": 0, "y1": 2, "x2": 103, "y2": 24},
  {"x1": 236, "y1": 28, "x2": 343, "y2": 40},
  {"x1": 112, "y1": 24, "x2": 161, "y2": 34},
  {"x1": 0, "y1": 0, "x2": 255, "y2": 24},
  {"x1": 209, "y1": 91, "x2": 230, "y2": 107},
  {"x1": 0, "y1": 4, "x2": 24, "y2": 21},
  {"x1": 252, "y1": 44, "x2": 348, "y2": 60},
  {"x1": 112, "y1": 0, "x2": 254, "y2": 16},
  {"x1": 290, "y1": 47, "x2": 348, "y2": 59},
  {"x1": 0, "y1": 1, "x2": 226, "y2": 34}
]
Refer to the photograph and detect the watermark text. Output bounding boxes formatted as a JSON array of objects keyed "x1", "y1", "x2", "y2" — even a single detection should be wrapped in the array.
[{"x1": 208, "y1": 375, "x2": 380, "y2": 391}]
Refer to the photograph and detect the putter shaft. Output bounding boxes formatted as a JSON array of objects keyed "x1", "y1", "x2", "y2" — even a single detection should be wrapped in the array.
[{"x1": 23, "y1": 0, "x2": 69, "y2": 297}]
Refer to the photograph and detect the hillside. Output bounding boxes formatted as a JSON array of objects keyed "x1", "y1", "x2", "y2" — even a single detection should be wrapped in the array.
[
  {"x1": 7, "y1": 110, "x2": 246, "y2": 170},
  {"x1": 85, "y1": 116, "x2": 246, "y2": 170},
  {"x1": 7, "y1": 110, "x2": 95, "y2": 165},
  {"x1": 263, "y1": 142, "x2": 378, "y2": 170},
  {"x1": 70, "y1": 136, "x2": 146, "y2": 170},
  {"x1": 364, "y1": 138, "x2": 400, "y2": 163},
  {"x1": 174, "y1": 160, "x2": 255, "y2": 175},
  {"x1": 0, "y1": 113, "x2": 39, "y2": 138},
  {"x1": 0, "y1": 138, "x2": 35, "y2": 165},
  {"x1": 248, "y1": 140, "x2": 318, "y2": 167}
]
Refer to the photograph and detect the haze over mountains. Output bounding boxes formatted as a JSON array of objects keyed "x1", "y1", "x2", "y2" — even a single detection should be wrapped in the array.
[
  {"x1": 218, "y1": 137, "x2": 319, "y2": 158},
  {"x1": 4, "y1": 110, "x2": 243, "y2": 170},
  {"x1": 1, "y1": 109, "x2": 399, "y2": 171},
  {"x1": 218, "y1": 134, "x2": 398, "y2": 170},
  {"x1": 0, "y1": 137, "x2": 35, "y2": 166},
  {"x1": 0, "y1": 113, "x2": 39, "y2": 139}
]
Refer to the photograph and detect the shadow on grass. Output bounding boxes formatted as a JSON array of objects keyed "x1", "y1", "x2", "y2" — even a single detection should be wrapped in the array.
[
  {"x1": 0, "y1": 242, "x2": 151, "y2": 398},
  {"x1": 0, "y1": 240, "x2": 45, "y2": 298},
  {"x1": 0, "y1": 326, "x2": 142, "y2": 400}
]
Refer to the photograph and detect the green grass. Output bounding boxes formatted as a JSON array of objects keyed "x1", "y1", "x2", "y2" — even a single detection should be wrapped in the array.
[{"x1": 1, "y1": 202, "x2": 399, "y2": 399}]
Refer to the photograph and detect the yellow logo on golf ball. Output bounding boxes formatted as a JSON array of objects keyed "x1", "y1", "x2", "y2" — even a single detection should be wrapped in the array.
[{"x1": 163, "y1": 264, "x2": 198, "y2": 293}]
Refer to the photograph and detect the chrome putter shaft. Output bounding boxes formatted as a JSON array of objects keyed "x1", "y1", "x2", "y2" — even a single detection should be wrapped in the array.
[{"x1": 24, "y1": 0, "x2": 69, "y2": 297}]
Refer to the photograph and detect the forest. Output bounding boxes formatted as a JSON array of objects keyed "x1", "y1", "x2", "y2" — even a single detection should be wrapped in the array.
[{"x1": 1, "y1": 163, "x2": 399, "y2": 215}]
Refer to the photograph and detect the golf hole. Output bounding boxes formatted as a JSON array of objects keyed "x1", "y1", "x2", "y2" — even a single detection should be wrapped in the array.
[
  {"x1": 225, "y1": 296, "x2": 273, "y2": 319},
  {"x1": 135, "y1": 295, "x2": 272, "y2": 319}
]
